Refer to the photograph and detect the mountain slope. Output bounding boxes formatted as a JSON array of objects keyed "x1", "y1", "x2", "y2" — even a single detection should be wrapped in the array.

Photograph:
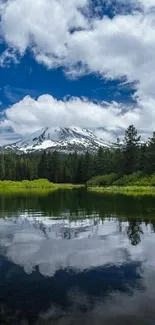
[{"x1": 4, "y1": 127, "x2": 111, "y2": 153}]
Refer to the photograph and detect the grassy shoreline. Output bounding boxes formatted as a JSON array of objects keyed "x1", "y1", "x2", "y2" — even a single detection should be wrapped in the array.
[
  {"x1": 88, "y1": 185, "x2": 155, "y2": 196},
  {"x1": 1, "y1": 180, "x2": 155, "y2": 197},
  {"x1": 0, "y1": 180, "x2": 83, "y2": 194}
]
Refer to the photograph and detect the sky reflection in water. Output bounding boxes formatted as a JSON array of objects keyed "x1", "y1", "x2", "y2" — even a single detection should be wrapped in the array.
[{"x1": 0, "y1": 191, "x2": 155, "y2": 324}]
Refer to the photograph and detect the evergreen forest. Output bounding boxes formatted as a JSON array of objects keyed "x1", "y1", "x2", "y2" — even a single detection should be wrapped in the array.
[{"x1": 1, "y1": 125, "x2": 155, "y2": 185}]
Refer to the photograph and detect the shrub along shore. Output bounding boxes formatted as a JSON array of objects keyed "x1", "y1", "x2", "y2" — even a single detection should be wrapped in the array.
[
  {"x1": 86, "y1": 172, "x2": 155, "y2": 187},
  {"x1": 86, "y1": 172, "x2": 155, "y2": 196}
]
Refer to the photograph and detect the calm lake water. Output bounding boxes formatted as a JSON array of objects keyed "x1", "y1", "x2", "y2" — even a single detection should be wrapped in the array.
[{"x1": 1, "y1": 189, "x2": 155, "y2": 324}]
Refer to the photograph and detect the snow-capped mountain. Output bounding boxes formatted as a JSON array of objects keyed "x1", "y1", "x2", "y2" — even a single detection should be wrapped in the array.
[{"x1": 4, "y1": 127, "x2": 111, "y2": 153}]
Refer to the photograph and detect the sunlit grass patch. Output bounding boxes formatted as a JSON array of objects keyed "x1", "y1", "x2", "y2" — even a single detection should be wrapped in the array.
[
  {"x1": 0, "y1": 180, "x2": 83, "y2": 195},
  {"x1": 88, "y1": 186, "x2": 155, "y2": 196}
]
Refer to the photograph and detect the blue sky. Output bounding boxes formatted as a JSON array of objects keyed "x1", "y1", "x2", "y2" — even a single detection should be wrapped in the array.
[
  {"x1": 0, "y1": 50, "x2": 135, "y2": 110},
  {"x1": 0, "y1": 0, "x2": 155, "y2": 143}
]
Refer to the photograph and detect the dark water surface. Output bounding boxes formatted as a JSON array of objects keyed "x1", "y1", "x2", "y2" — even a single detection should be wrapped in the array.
[{"x1": 1, "y1": 190, "x2": 155, "y2": 324}]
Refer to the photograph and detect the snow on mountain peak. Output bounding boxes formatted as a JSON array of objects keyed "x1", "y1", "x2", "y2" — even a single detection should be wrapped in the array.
[{"x1": 4, "y1": 127, "x2": 111, "y2": 153}]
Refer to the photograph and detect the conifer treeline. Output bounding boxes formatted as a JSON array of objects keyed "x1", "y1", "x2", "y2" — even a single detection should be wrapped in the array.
[{"x1": 0, "y1": 125, "x2": 155, "y2": 183}]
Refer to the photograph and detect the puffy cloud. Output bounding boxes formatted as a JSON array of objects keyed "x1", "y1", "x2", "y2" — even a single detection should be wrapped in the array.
[
  {"x1": 139, "y1": 0, "x2": 155, "y2": 8},
  {"x1": 1, "y1": 0, "x2": 155, "y2": 141},
  {"x1": 0, "y1": 0, "x2": 88, "y2": 56},
  {"x1": 0, "y1": 0, "x2": 155, "y2": 101},
  {"x1": 0, "y1": 95, "x2": 125, "y2": 135},
  {"x1": 0, "y1": 49, "x2": 19, "y2": 67},
  {"x1": 0, "y1": 93, "x2": 154, "y2": 142},
  {"x1": 0, "y1": 125, "x2": 22, "y2": 145}
]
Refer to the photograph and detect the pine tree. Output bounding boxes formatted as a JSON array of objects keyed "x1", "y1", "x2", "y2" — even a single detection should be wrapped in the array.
[
  {"x1": 142, "y1": 132, "x2": 155, "y2": 174},
  {"x1": 50, "y1": 151, "x2": 62, "y2": 183},
  {"x1": 38, "y1": 152, "x2": 48, "y2": 179},
  {"x1": 123, "y1": 125, "x2": 141, "y2": 175},
  {"x1": 82, "y1": 151, "x2": 93, "y2": 182},
  {"x1": 0, "y1": 154, "x2": 5, "y2": 180},
  {"x1": 76, "y1": 155, "x2": 84, "y2": 183}
]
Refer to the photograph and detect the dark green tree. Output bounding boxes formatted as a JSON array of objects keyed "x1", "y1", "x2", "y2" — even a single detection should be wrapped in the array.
[
  {"x1": 123, "y1": 125, "x2": 141, "y2": 175},
  {"x1": 0, "y1": 154, "x2": 5, "y2": 180},
  {"x1": 38, "y1": 152, "x2": 48, "y2": 179},
  {"x1": 144, "y1": 132, "x2": 155, "y2": 174}
]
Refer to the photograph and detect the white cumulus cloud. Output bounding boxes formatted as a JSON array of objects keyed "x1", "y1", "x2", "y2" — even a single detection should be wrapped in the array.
[
  {"x1": 0, "y1": 95, "x2": 125, "y2": 135},
  {"x1": 1, "y1": 0, "x2": 155, "y2": 141},
  {"x1": 0, "y1": 94, "x2": 155, "y2": 143},
  {"x1": 0, "y1": 0, "x2": 155, "y2": 101},
  {"x1": 0, "y1": 1, "x2": 154, "y2": 91}
]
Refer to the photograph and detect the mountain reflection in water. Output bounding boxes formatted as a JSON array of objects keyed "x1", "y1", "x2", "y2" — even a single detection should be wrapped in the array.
[{"x1": 0, "y1": 190, "x2": 155, "y2": 324}]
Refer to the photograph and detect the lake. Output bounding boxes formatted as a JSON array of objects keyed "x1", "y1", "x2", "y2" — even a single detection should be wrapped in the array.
[{"x1": 1, "y1": 189, "x2": 155, "y2": 324}]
